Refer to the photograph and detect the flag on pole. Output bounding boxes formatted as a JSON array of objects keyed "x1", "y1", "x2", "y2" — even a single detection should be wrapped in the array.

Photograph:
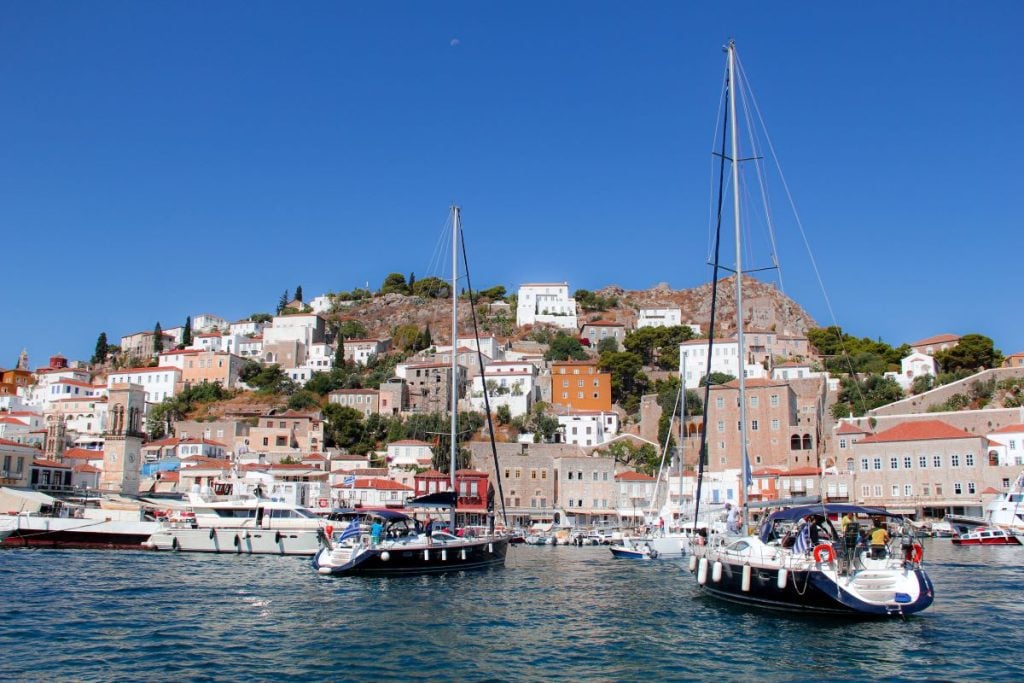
[
  {"x1": 337, "y1": 518, "x2": 361, "y2": 543},
  {"x1": 793, "y1": 523, "x2": 812, "y2": 554},
  {"x1": 343, "y1": 475, "x2": 356, "y2": 487}
]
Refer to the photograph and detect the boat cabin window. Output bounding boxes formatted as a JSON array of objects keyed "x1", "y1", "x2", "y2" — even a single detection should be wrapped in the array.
[
  {"x1": 215, "y1": 509, "x2": 256, "y2": 518},
  {"x1": 726, "y1": 540, "x2": 750, "y2": 552}
]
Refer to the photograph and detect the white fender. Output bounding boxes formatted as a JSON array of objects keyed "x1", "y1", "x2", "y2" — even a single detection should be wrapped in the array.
[
  {"x1": 424, "y1": 549, "x2": 430, "y2": 561},
  {"x1": 742, "y1": 564, "x2": 752, "y2": 592},
  {"x1": 712, "y1": 560, "x2": 723, "y2": 583},
  {"x1": 441, "y1": 549, "x2": 447, "y2": 561},
  {"x1": 688, "y1": 555, "x2": 698, "y2": 572},
  {"x1": 697, "y1": 557, "x2": 708, "y2": 585},
  {"x1": 460, "y1": 549, "x2": 467, "y2": 560},
  {"x1": 380, "y1": 551, "x2": 390, "y2": 561},
  {"x1": 777, "y1": 568, "x2": 788, "y2": 589}
]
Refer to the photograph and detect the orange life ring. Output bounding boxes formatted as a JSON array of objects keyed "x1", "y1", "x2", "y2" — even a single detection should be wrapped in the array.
[
  {"x1": 318, "y1": 498, "x2": 328, "y2": 508},
  {"x1": 325, "y1": 525, "x2": 334, "y2": 537},
  {"x1": 812, "y1": 544, "x2": 836, "y2": 563},
  {"x1": 910, "y1": 542, "x2": 924, "y2": 564}
]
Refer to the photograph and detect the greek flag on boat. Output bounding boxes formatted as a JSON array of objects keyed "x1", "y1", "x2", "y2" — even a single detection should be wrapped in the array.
[
  {"x1": 343, "y1": 475, "x2": 356, "y2": 487},
  {"x1": 337, "y1": 519, "x2": 361, "y2": 542},
  {"x1": 793, "y1": 523, "x2": 812, "y2": 554}
]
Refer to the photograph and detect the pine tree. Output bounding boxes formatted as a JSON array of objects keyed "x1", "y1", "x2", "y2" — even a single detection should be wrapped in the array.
[
  {"x1": 153, "y1": 322, "x2": 164, "y2": 353},
  {"x1": 295, "y1": 285, "x2": 303, "y2": 302},
  {"x1": 92, "y1": 332, "x2": 109, "y2": 365},
  {"x1": 183, "y1": 316, "x2": 193, "y2": 346},
  {"x1": 334, "y1": 339, "x2": 346, "y2": 368},
  {"x1": 277, "y1": 289, "x2": 290, "y2": 314},
  {"x1": 408, "y1": 272, "x2": 416, "y2": 291}
]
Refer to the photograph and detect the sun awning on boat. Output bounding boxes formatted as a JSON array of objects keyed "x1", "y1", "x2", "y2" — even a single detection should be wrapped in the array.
[{"x1": 885, "y1": 508, "x2": 918, "y2": 515}]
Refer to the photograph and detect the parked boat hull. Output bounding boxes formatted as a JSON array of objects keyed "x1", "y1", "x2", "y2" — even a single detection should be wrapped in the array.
[
  {"x1": 144, "y1": 527, "x2": 321, "y2": 555},
  {"x1": 1, "y1": 516, "x2": 161, "y2": 550},
  {"x1": 313, "y1": 537, "x2": 509, "y2": 576}
]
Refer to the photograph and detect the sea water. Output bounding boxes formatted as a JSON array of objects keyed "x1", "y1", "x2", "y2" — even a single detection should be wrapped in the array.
[{"x1": 1, "y1": 540, "x2": 1021, "y2": 682}]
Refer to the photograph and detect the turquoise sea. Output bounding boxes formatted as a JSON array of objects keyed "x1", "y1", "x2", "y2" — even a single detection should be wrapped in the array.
[{"x1": 1, "y1": 540, "x2": 1022, "y2": 682}]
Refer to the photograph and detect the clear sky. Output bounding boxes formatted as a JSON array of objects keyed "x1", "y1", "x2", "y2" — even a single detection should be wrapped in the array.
[{"x1": 2, "y1": 2, "x2": 1022, "y2": 366}]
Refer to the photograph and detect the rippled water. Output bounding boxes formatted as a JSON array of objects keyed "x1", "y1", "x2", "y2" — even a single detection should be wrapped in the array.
[{"x1": 1, "y1": 540, "x2": 1022, "y2": 682}]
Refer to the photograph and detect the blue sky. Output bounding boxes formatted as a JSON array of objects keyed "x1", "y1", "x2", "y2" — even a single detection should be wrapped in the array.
[{"x1": 2, "y1": 3, "x2": 1022, "y2": 366}]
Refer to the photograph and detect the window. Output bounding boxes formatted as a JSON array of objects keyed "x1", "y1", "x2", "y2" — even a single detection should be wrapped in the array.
[
  {"x1": 965, "y1": 453, "x2": 975, "y2": 466},
  {"x1": 751, "y1": 420, "x2": 759, "y2": 431},
  {"x1": 716, "y1": 397, "x2": 725, "y2": 409},
  {"x1": 904, "y1": 456, "x2": 912, "y2": 469},
  {"x1": 935, "y1": 484, "x2": 943, "y2": 496},
  {"x1": 717, "y1": 420, "x2": 725, "y2": 433},
  {"x1": 953, "y1": 482, "x2": 962, "y2": 495},
  {"x1": 968, "y1": 482, "x2": 976, "y2": 494},
  {"x1": 861, "y1": 485, "x2": 871, "y2": 497},
  {"x1": 839, "y1": 438, "x2": 847, "y2": 449},
  {"x1": 919, "y1": 455, "x2": 927, "y2": 469},
  {"x1": 890, "y1": 457, "x2": 899, "y2": 469},
  {"x1": 568, "y1": 471, "x2": 573, "y2": 480},
  {"x1": 891, "y1": 485, "x2": 899, "y2": 497},
  {"x1": 1003, "y1": 478, "x2": 1011, "y2": 489},
  {"x1": 922, "y1": 484, "x2": 930, "y2": 496},
  {"x1": 750, "y1": 396, "x2": 759, "y2": 408},
  {"x1": 577, "y1": 392, "x2": 584, "y2": 399},
  {"x1": 933, "y1": 455, "x2": 942, "y2": 468},
  {"x1": 515, "y1": 468, "x2": 521, "y2": 478},
  {"x1": 593, "y1": 472, "x2": 598, "y2": 481},
  {"x1": 504, "y1": 469, "x2": 510, "y2": 479},
  {"x1": 873, "y1": 485, "x2": 882, "y2": 497},
  {"x1": 860, "y1": 458, "x2": 869, "y2": 471},
  {"x1": 771, "y1": 419, "x2": 780, "y2": 431},
  {"x1": 951, "y1": 454, "x2": 960, "y2": 467},
  {"x1": 770, "y1": 394, "x2": 779, "y2": 407},
  {"x1": 873, "y1": 457, "x2": 882, "y2": 471},
  {"x1": 531, "y1": 469, "x2": 537, "y2": 479},
  {"x1": 541, "y1": 470, "x2": 547, "y2": 480}
]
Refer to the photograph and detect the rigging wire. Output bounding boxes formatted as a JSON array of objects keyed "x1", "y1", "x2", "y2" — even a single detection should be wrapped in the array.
[
  {"x1": 735, "y1": 51, "x2": 869, "y2": 413},
  {"x1": 706, "y1": 77, "x2": 729, "y2": 264},
  {"x1": 458, "y1": 222, "x2": 509, "y2": 529}
]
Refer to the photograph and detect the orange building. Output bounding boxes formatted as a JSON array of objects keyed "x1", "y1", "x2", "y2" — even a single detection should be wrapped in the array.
[{"x1": 550, "y1": 360, "x2": 611, "y2": 412}]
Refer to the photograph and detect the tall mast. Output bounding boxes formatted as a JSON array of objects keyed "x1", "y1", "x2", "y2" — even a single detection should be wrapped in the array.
[
  {"x1": 450, "y1": 204, "x2": 460, "y2": 533},
  {"x1": 727, "y1": 40, "x2": 750, "y2": 530}
]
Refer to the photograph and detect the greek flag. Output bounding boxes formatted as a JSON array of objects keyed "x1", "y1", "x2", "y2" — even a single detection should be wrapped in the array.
[
  {"x1": 793, "y1": 523, "x2": 812, "y2": 554},
  {"x1": 343, "y1": 475, "x2": 356, "y2": 487},
  {"x1": 337, "y1": 519, "x2": 361, "y2": 542}
]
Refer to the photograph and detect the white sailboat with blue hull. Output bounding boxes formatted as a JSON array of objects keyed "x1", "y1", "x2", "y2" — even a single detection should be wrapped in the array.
[{"x1": 686, "y1": 41, "x2": 934, "y2": 617}]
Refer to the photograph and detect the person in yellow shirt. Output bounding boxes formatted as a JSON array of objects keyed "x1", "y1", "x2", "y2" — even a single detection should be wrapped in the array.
[{"x1": 869, "y1": 519, "x2": 890, "y2": 559}]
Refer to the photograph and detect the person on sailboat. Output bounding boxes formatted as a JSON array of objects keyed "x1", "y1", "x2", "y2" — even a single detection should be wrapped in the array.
[
  {"x1": 869, "y1": 518, "x2": 890, "y2": 559},
  {"x1": 726, "y1": 503, "x2": 739, "y2": 534}
]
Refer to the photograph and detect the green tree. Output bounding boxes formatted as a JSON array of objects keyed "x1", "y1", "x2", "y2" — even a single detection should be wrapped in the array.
[
  {"x1": 295, "y1": 285, "x2": 303, "y2": 302},
  {"x1": 322, "y1": 403, "x2": 367, "y2": 451},
  {"x1": 334, "y1": 340, "x2": 346, "y2": 369},
  {"x1": 598, "y1": 351, "x2": 648, "y2": 411},
  {"x1": 92, "y1": 332, "x2": 109, "y2": 364},
  {"x1": 287, "y1": 389, "x2": 321, "y2": 411},
  {"x1": 910, "y1": 375, "x2": 934, "y2": 395},
  {"x1": 807, "y1": 326, "x2": 908, "y2": 374},
  {"x1": 240, "y1": 361, "x2": 295, "y2": 394},
  {"x1": 381, "y1": 272, "x2": 409, "y2": 295},
  {"x1": 479, "y1": 285, "x2": 507, "y2": 301},
  {"x1": 408, "y1": 272, "x2": 416, "y2": 290},
  {"x1": 935, "y1": 334, "x2": 1003, "y2": 373},
  {"x1": 596, "y1": 337, "x2": 619, "y2": 354},
  {"x1": 411, "y1": 276, "x2": 450, "y2": 299},
  {"x1": 599, "y1": 440, "x2": 660, "y2": 475},
  {"x1": 544, "y1": 333, "x2": 588, "y2": 361},
  {"x1": 249, "y1": 312, "x2": 273, "y2": 323},
  {"x1": 153, "y1": 322, "x2": 164, "y2": 353},
  {"x1": 830, "y1": 374, "x2": 904, "y2": 418},
  {"x1": 416, "y1": 325, "x2": 432, "y2": 351},
  {"x1": 393, "y1": 324, "x2": 422, "y2": 351},
  {"x1": 496, "y1": 404, "x2": 512, "y2": 425},
  {"x1": 182, "y1": 316, "x2": 193, "y2": 346},
  {"x1": 277, "y1": 289, "x2": 290, "y2": 314},
  {"x1": 337, "y1": 320, "x2": 368, "y2": 340},
  {"x1": 700, "y1": 372, "x2": 736, "y2": 387}
]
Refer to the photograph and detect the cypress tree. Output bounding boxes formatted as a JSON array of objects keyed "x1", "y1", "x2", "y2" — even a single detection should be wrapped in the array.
[
  {"x1": 92, "y1": 332, "x2": 109, "y2": 364},
  {"x1": 153, "y1": 322, "x2": 164, "y2": 353},
  {"x1": 334, "y1": 339, "x2": 346, "y2": 368},
  {"x1": 295, "y1": 285, "x2": 303, "y2": 302},
  {"x1": 277, "y1": 289, "x2": 290, "y2": 314},
  {"x1": 183, "y1": 316, "x2": 193, "y2": 346}
]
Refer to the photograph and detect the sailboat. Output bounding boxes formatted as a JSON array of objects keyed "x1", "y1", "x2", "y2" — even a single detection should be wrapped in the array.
[
  {"x1": 686, "y1": 41, "x2": 934, "y2": 616},
  {"x1": 312, "y1": 206, "x2": 510, "y2": 575}
]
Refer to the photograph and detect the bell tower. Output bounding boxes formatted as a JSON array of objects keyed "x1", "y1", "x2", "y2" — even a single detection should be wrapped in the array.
[{"x1": 101, "y1": 383, "x2": 145, "y2": 495}]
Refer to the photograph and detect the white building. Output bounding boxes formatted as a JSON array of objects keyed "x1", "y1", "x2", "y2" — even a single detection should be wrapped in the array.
[
  {"x1": 679, "y1": 339, "x2": 767, "y2": 390},
  {"x1": 238, "y1": 337, "x2": 264, "y2": 359},
  {"x1": 637, "y1": 307, "x2": 686, "y2": 329},
  {"x1": 308, "y1": 295, "x2": 335, "y2": 314},
  {"x1": 106, "y1": 367, "x2": 182, "y2": 404},
  {"x1": 558, "y1": 411, "x2": 620, "y2": 447},
  {"x1": 987, "y1": 424, "x2": 1024, "y2": 466},
  {"x1": 229, "y1": 319, "x2": 267, "y2": 338},
  {"x1": 386, "y1": 439, "x2": 434, "y2": 467},
  {"x1": 192, "y1": 313, "x2": 229, "y2": 333},
  {"x1": 434, "y1": 336, "x2": 504, "y2": 362},
  {"x1": 189, "y1": 332, "x2": 224, "y2": 353},
  {"x1": 332, "y1": 477, "x2": 414, "y2": 509},
  {"x1": 303, "y1": 342, "x2": 336, "y2": 372},
  {"x1": 263, "y1": 313, "x2": 326, "y2": 347},
  {"x1": 892, "y1": 352, "x2": 938, "y2": 391},
  {"x1": 516, "y1": 283, "x2": 578, "y2": 329},
  {"x1": 36, "y1": 379, "x2": 104, "y2": 411},
  {"x1": 468, "y1": 362, "x2": 538, "y2": 418},
  {"x1": 342, "y1": 338, "x2": 389, "y2": 366}
]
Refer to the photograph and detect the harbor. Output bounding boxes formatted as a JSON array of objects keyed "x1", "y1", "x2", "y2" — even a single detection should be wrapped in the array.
[{"x1": 1, "y1": 540, "x2": 1021, "y2": 681}]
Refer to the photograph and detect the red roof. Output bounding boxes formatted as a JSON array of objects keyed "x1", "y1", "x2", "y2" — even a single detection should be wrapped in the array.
[
  {"x1": 991, "y1": 424, "x2": 1024, "y2": 435},
  {"x1": 615, "y1": 471, "x2": 656, "y2": 481},
  {"x1": 389, "y1": 439, "x2": 432, "y2": 447},
  {"x1": 0, "y1": 417, "x2": 28, "y2": 426},
  {"x1": 73, "y1": 464, "x2": 101, "y2": 474},
  {"x1": 857, "y1": 420, "x2": 975, "y2": 444},
  {"x1": 836, "y1": 422, "x2": 868, "y2": 435},
  {"x1": 981, "y1": 486, "x2": 1001, "y2": 495},
  {"x1": 64, "y1": 448, "x2": 104, "y2": 460},
  {"x1": 909, "y1": 333, "x2": 960, "y2": 347},
  {"x1": 417, "y1": 469, "x2": 446, "y2": 478},
  {"x1": 33, "y1": 458, "x2": 70, "y2": 469}
]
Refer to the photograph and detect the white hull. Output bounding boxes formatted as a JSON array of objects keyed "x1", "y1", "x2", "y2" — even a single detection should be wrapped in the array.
[
  {"x1": 1, "y1": 514, "x2": 162, "y2": 549},
  {"x1": 144, "y1": 527, "x2": 321, "y2": 555}
]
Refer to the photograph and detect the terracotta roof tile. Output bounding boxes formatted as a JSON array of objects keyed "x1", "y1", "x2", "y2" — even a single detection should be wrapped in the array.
[{"x1": 858, "y1": 420, "x2": 975, "y2": 444}]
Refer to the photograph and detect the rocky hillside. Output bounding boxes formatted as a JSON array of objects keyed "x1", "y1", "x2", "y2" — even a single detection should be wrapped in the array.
[{"x1": 329, "y1": 275, "x2": 816, "y2": 343}]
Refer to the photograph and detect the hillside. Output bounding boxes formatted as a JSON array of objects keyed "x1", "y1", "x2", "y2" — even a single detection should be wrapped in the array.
[{"x1": 328, "y1": 275, "x2": 816, "y2": 343}]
